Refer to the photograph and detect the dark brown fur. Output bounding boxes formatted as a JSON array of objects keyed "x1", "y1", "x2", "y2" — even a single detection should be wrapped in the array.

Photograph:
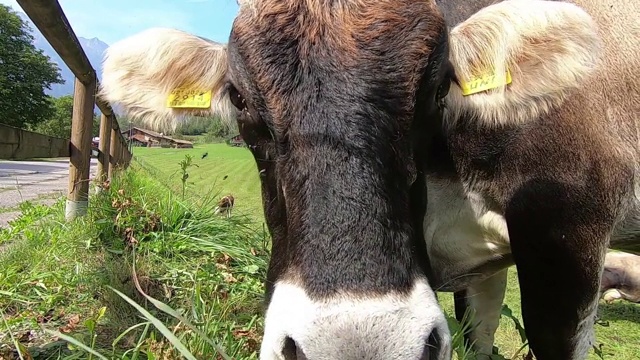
[
  {"x1": 228, "y1": 0, "x2": 450, "y2": 299},
  {"x1": 436, "y1": 0, "x2": 500, "y2": 26}
]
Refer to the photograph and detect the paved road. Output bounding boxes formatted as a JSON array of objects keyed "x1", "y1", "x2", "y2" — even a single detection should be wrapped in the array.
[{"x1": 0, "y1": 158, "x2": 98, "y2": 227}]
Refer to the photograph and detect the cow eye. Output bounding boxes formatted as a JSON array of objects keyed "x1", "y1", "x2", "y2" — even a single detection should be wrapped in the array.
[
  {"x1": 227, "y1": 84, "x2": 247, "y2": 111},
  {"x1": 436, "y1": 80, "x2": 450, "y2": 110}
]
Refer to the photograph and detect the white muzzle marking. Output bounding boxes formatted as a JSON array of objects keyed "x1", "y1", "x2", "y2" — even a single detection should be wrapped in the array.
[{"x1": 260, "y1": 278, "x2": 451, "y2": 360}]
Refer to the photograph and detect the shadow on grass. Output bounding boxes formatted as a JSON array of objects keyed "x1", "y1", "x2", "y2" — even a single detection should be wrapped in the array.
[{"x1": 598, "y1": 301, "x2": 640, "y2": 324}]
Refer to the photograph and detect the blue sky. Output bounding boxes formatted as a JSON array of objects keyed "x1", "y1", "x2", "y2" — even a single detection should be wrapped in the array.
[{"x1": 0, "y1": 0, "x2": 239, "y2": 45}]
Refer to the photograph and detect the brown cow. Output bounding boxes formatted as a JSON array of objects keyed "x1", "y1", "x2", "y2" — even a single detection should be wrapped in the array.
[
  {"x1": 214, "y1": 194, "x2": 235, "y2": 218},
  {"x1": 601, "y1": 252, "x2": 640, "y2": 303},
  {"x1": 99, "y1": 0, "x2": 639, "y2": 359}
]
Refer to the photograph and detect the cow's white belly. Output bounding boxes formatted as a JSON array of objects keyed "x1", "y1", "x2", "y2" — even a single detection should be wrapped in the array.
[{"x1": 423, "y1": 176, "x2": 512, "y2": 292}]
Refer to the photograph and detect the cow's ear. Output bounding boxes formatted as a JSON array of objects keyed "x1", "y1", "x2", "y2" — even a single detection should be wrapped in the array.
[
  {"x1": 444, "y1": 0, "x2": 602, "y2": 127},
  {"x1": 99, "y1": 28, "x2": 234, "y2": 133}
]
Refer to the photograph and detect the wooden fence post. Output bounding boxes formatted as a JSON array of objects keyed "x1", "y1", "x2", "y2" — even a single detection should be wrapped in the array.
[
  {"x1": 118, "y1": 137, "x2": 124, "y2": 166},
  {"x1": 110, "y1": 123, "x2": 119, "y2": 175},
  {"x1": 127, "y1": 146, "x2": 132, "y2": 166},
  {"x1": 65, "y1": 76, "x2": 96, "y2": 221},
  {"x1": 96, "y1": 113, "x2": 111, "y2": 183},
  {"x1": 124, "y1": 136, "x2": 130, "y2": 167}
]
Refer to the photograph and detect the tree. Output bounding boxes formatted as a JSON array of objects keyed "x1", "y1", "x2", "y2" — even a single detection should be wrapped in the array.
[
  {"x1": 0, "y1": 5, "x2": 63, "y2": 128},
  {"x1": 175, "y1": 115, "x2": 238, "y2": 143},
  {"x1": 34, "y1": 95, "x2": 100, "y2": 138}
]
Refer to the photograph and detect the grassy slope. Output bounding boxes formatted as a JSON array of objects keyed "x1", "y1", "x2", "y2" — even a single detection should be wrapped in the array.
[
  {"x1": 0, "y1": 163, "x2": 269, "y2": 359},
  {"x1": 134, "y1": 143, "x2": 640, "y2": 359},
  {"x1": 133, "y1": 144, "x2": 264, "y2": 223}
]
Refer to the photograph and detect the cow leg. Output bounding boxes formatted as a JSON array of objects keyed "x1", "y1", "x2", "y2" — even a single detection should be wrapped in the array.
[
  {"x1": 600, "y1": 252, "x2": 640, "y2": 303},
  {"x1": 453, "y1": 269, "x2": 508, "y2": 358},
  {"x1": 505, "y1": 184, "x2": 609, "y2": 360}
]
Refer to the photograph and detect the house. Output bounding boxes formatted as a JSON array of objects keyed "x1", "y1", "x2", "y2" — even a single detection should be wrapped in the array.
[
  {"x1": 91, "y1": 137, "x2": 100, "y2": 158},
  {"x1": 91, "y1": 137, "x2": 99, "y2": 149},
  {"x1": 121, "y1": 126, "x2": 194, "y2": 148},
  {"x1": 122, "y1": 127, "x2": 172, "y2": 148},
  {"x1": 228, "y1": 134, "x2": 246, "y2": 147},
  {"x1": 171, "y1": 138, "x2": 194, "y2": 148}
]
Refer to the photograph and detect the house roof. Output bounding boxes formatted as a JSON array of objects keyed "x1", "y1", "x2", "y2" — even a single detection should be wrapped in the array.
[
  {"x1": 121, "y1": 127, "x2": 195, "y2": 146},
  {"x1": 130, "y1": 133, "x2": 153, "y2": 143},
  {"x1": 123, "y1": 127, "x2": 171, "y2": 140}
]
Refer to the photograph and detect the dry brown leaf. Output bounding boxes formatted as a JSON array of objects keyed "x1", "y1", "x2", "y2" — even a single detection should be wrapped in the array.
[
  {"x1": 232, "y1": 328, "x2": 261, "y2": 353},
  {"x1": 59, "y1": 314, "x2": 80, "y2": 333},
  {"x1": 222, "y1": 272, "x2": 237, "y2": 283}
]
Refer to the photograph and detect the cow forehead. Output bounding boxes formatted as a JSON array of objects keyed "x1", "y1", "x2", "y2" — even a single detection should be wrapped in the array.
[
  {"x1": 231, "y1": 0, "x2": 444, "y2": 116},
  {"x1": 235, "y1": 0, "x2": 442, "y2": 44}
]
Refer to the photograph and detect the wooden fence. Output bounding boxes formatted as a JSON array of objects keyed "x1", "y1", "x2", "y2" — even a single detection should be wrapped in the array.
[{"x1": 13, "y1": 0, "x2": 132, "y2": 221}]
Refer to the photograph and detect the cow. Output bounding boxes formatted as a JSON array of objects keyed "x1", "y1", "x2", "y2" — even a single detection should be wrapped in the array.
[
  {"x1": 214, "y1": 194, "x2": 235, "y2": 218},
  {"x1": 98, "y1": 0, "x2": 639, "y2": 359},
  {"x1": 601, "y1": 251, "x2": 640, "y2": 303}
]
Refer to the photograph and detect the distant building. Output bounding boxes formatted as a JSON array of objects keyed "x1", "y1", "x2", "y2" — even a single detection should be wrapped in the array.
[
  {"x1": 91, "y1": 136, "x2": 100, "y2": 149},
  {"x1": 171, "y1": 138, "x2": 194, "y2": 149},
  {"x1": 122, "y1": 127, "x2": 193, "y2": 148},
  {"x1": 91, "y1": 137, "x2": 100, "y2": 158}
]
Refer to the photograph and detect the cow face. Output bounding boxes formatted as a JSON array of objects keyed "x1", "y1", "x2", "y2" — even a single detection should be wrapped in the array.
[{"x1": 226, "y1": 1, "x2": 451, "y2": 359}]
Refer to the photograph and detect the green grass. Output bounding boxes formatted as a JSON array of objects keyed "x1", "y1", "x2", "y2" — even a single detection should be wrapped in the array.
[
  {"x1": 133, "y1": 144, "x2": 264, "y2": 223},
  {"x1": 0, "y1": 164, "x2": 269, "y2": 359},
  {"x1": 0, "y1": 142, "x2": 638, "y2": 359}
]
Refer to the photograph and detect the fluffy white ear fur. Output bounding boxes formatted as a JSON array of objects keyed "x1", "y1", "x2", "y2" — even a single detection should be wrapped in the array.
[
  {"x1": 445, "y1": 0, "x2": 603, "y2": 127},
  {"x1": 99, "y1": 28, "x2": 234, "y2": 133}
]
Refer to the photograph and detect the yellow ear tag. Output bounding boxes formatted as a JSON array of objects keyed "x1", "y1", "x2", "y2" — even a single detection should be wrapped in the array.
[
  {"x1": 459, "y1": 68, "x2": 512, "y2": 96},
  {"x1": 167, "y1": 87, "x2": 213, "y2": 108}
]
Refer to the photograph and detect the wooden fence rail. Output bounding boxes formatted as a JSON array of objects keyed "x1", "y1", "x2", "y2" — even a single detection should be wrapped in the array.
[{"x1": 16, "y1": 0, "x2": 132, "y2": 221}]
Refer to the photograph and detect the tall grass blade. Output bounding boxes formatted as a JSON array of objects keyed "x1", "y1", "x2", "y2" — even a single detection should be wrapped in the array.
[
  {"x1": 2, "y1": 308, "x2": 25, "y2": 360},
  {"x1": 42, "y1": 329, "x2": 109, "y2": 360},
  {"x1": 108, "y1": 286, "x2": 198, "y2": 360},
  {"x1": 128, "y1": 249, "x2": 233, "y2": 360}
]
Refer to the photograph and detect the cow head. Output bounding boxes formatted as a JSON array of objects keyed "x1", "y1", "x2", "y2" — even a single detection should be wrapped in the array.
[{"x1": 99, "y1": 0, "x2": 600, "y2": 359}]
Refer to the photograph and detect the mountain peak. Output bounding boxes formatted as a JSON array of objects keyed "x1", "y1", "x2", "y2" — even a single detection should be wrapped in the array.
[{"x1": 15, "y1": 9, "x2": 110, "y2": 97}]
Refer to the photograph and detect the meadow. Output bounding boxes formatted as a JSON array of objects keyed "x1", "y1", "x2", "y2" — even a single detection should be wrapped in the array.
[
  {"x1": 0, "y1": 142, "x2": 638, "y2": 359},
  {"x1": 133, "y1": 144, "x2": 264, "y2": 223}
]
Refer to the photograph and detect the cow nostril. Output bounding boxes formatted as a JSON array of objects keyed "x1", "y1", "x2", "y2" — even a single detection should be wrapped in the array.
[
  {"x1": 419, "y1": 329, "x2": 440, "y2": 360},
  {"x1": 282, "y1": 337, "x2": 297, "y2": 360},
  {"x1": 282, "y1": 336, "x2": 308, "y2": 360}
]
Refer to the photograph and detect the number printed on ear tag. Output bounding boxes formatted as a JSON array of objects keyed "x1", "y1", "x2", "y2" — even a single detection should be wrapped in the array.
[
  {"x1": 167, "y1": 87, "x2": 213, "y2": 108},
  {"x1": 459, "y1": 68, "x2": 512, "y2": 96}
]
